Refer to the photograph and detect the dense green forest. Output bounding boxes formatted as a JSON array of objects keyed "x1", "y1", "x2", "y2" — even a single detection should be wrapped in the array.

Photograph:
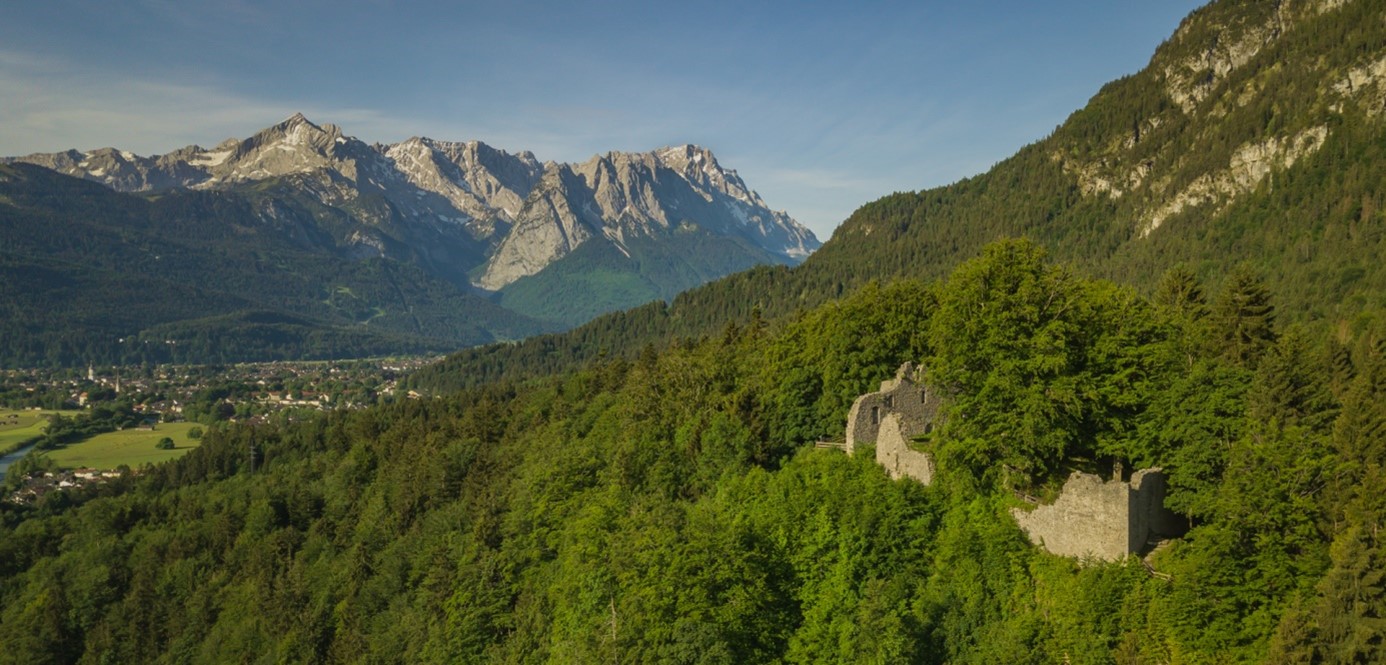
[
  {"x1": 5, "y1": 1, "x2": 1386, "y2": 661},
  {"x1": 410, "y1": 0, "x2": 1386, "y2": 392},
  {"x1": 2, "y1": 241, "x2": 1381, "y2": 663}
]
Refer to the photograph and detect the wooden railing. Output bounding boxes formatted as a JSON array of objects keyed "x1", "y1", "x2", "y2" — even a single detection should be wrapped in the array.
[{"x1": 1012, "y1": 490, "x2": 1040, "y2": 505}]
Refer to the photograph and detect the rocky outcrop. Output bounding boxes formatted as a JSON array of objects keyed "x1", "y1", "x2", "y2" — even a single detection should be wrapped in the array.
[
  {"x1": 475, "y1": 145, "x2": 818, "y2": 289},
  {"x1": 1333, "y1": 53, "x2": 1386, "y2": 116},
  {"x1": 1139, "y1": 125, "x2": 1328, "y2": 236},
  {"x1": 1161, "y1": 3, "x2": 1291, "y2": 115},
  {"x1": 1044, "y1": 0, "x2": 1376, "y2": 244},
  {"x1": 1159, "y1": 0, "x2": 1356, "y2": 115}
]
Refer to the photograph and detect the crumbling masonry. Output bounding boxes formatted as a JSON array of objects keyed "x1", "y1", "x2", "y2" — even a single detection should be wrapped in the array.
[
  {"x1": 844, "y1": 362, "x2": 942, "y2": 484},
  {"x1": 842, "y1": 362, "x2": 1185, "y2": 561},
  {"x1": 1011, "y1": 469, "x2": 1186, "y2": 561}
]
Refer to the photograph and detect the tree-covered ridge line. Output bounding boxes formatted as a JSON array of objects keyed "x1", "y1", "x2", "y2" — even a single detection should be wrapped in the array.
[
  {"x1": 1, "y1": 240, "x2": 1380, "y2": 662},
  {"x1": 0, "y1": 162, "x2": 554, "y2": 367},
  {"x1": 410, "y1": 0, "x2": 1386, "y2": 393}
]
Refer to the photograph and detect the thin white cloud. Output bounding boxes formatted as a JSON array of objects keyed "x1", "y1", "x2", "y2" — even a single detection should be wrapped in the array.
[
  {"x1": 760, "y1": 168, "x2": 880, "y2": 193},
  {"x1": 0, "y1": 50, "x2": 427, "y2": 156}
]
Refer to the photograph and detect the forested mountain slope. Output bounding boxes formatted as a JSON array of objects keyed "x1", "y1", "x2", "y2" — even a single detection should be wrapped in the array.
[
  {"x1": 3, "y1": 240, "x2": 1381, "y2": 662},
  {"x1": 0, "y1": 163, "x2": 549, "y2": 364},
  {"x1": 820, "y1": 0, "x2": 1386, "y2": 316},
  {"x1": 412, "y1": 0, "x2": 1386, "y2": 392}
]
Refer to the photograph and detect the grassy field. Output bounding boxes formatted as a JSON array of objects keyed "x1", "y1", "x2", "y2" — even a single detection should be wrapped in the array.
[
  {"x1": 0, "y1": 410, "x2": 79, "y2": 455},
  {"x1": 42, "y1": 422, "x2": 203, "y2": 469}
]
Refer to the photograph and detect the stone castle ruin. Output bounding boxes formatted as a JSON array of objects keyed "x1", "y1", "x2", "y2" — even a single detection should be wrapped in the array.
[
  {"x1": 844, "y1": 362, "x2": 941, "y2": 485},
  {"x1": 840, "y1": 362, "x2": 1186, "y2": 562},
  {"x1": 1011, "y1": 469, "x2": 1186, "y2": 561}
]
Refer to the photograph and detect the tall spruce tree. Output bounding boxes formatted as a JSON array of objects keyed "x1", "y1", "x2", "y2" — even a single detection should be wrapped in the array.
[
  {"x1": 1249, "y1": 330, "x2": 1338, "y2": 432},
  {"x1": 1213, "y1": 265, "x2": 1278, "y2": 367},
  {"x1": 1155, "y1": 264, "x2": 1209, "y2": 321}
]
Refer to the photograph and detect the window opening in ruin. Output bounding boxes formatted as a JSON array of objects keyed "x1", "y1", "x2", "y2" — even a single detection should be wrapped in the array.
[
  {"x1": 920, "y1": 388, "x2": 927, "y2": 403},
  {"x1": 871, "y1": 406, "x2": 879, "y2": 425},
  {"x1": 884, "y1": 395, "x2": 894, "y2": 408}
]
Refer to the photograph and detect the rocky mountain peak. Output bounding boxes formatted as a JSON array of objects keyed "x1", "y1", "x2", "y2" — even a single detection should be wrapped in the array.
[
  {"x1": 656, "y1": 143, "x2": 716, "y2": 168},
  {"x1": 237, "y1": 113, "x2": 348, "y2": 164},
  {"x1": 651, "y1": 144, "x2": 767, "y2": 208},
  {"x1": 473, "y1": 144, "x2": 819, "y2": 290}
]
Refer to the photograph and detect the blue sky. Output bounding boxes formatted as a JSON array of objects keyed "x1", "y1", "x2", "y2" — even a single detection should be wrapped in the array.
[{"x1": 1, "y1": 1, "x2": 1205, "y2": 239}]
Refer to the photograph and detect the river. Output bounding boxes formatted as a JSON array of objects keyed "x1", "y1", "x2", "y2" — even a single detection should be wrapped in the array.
[{"x1": 0, "y1": 442, "x2": 39, "y2": 476}]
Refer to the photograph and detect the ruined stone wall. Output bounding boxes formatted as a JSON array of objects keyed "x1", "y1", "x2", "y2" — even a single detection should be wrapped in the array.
[
  {"x1": 844, "y1": 393, "x2": 884, "y2": 456},
  {"x1": 1128, "y1": 470, "x2": 1157, "y2": 554},
  {"x1": 875, "y1": 414, "x2": 935, "y2": 484},
  {"x1": 844, "y1": 362, "x2": 941, "y2": 457},
  {"x1": 1010, "y1": 468, "x2": 1185, "y2": 562},
  {"x1": 1130, "y1": 468, "x2": 1185, "y2": 542},
  {"x1": 842, "y1": 365, "x2": 1187, "y2": 559},
  {"x1": 1012, "y1": 471, "x2": 1133, "y2": 561}
]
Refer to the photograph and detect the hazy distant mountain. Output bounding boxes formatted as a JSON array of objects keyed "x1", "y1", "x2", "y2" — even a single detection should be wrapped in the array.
[{"x1": 7, "y1": 115, "x2": 818, "y2": 326}]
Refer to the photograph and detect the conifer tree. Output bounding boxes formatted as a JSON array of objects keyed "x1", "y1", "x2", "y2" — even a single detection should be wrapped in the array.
[
  {"x1": 1249, "y1": 330, "x2": 1338, "y2": 432},
  {"x1": 1155, "y1": 264, "x2": 1208, "y2": 320},
  {"x1": 1328, "y1": 338, "x2": 1386, "y2": 515},
  {"x1": 1313, "y1": 522, "x2": 1386, "y2": 663},
  {"x1": 1328, "y1": 340, "x2": 1356, "y2": 400},
  {"x1": 1212, "y1": 265, "x2": 1277, "y2": 367}
]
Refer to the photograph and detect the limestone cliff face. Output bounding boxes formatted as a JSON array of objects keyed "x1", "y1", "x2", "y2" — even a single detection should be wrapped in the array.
[
  {"x1": 475, "y1": 144, "x2": 819, "y2": 289},
  {"x1": 383, "y1": 137, "x2": 542, "y2": 242},
  {"x1": 475, "y1": 164, "x2": 598, "y2": 291},
  {"x1": 1048, "y1": 0, "x2": 1378, "y2": 239},
  {"x1": 1138, "y1": 125, "x2": 1328, "y2": 236}
]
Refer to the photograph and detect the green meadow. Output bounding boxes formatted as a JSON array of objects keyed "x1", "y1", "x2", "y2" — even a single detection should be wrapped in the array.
[
  {"x1": 0, "y1": 410, "x2": 78, "y2": 455},
  {"x1": 42, "y1": 422, "x2": 202, "y2": 469}
]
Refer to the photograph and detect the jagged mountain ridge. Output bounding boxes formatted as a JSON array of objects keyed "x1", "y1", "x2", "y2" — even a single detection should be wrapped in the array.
[
  {"x1": 479, "y1": 144, "x2": 815, "y2": 291},
  {"x1": 5, "y1": 114, "x2": 819, "y2": 300}
]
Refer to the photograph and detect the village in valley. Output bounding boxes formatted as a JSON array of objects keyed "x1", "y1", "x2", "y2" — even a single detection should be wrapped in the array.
[
  {"x1": 0, "y1": 356, "x2": 440, "y2": 424},
  {"x1": 0, "y1": 357, "x2": 439, "y2": 504}
]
